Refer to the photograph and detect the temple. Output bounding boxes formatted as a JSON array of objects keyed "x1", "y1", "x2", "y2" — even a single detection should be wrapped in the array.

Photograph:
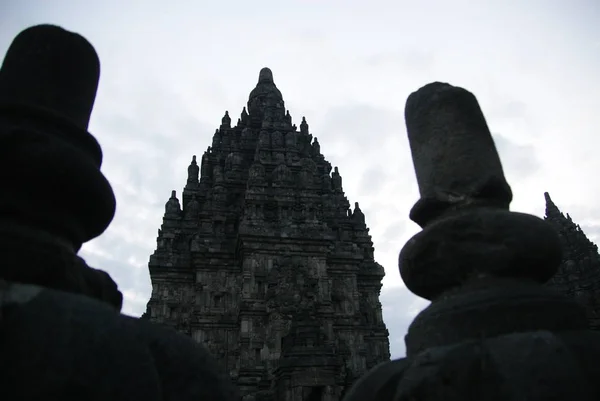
[
  {"x1": 544, "y1": 192, "x2": 600, "y2": 330},
  {"x1": 143, "y1": 68, "x2": 390, "y2": 401}
]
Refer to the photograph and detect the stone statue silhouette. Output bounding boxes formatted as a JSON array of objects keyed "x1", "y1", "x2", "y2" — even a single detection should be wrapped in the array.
[
  {"x1": 343, "y1": 82, "x2": 600, "y2": 400},
  {"x1": 0, "y1": 24, "x2": 238, "y2": 401}
]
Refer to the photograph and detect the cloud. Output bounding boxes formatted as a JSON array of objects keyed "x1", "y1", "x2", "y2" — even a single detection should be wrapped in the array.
[
  {"x1": 380, "y1": 287, "x2": 430, "y2": 359},
  {"x1": 316, "y1": 104, "x2": 405, "y2": 157},
  {"x1": 364, "y1": 48, "x2": 435, "y2": 73},
  {"x1": 81, "y1": 234, "x2": 151, "y2": 316},
  {"x1": 489, "y1": 100, "x2": 529, "y2": 122},
  {"x1": 493, "y1": 133, "x2": 540, "y2": 179},
  {"x1": 381, "y1": 222, "x2": 407, "y2": 243},
  {"x1": 81, "y1": 84, "x2": 220, "y2": 316},
  {"x1": 358, "y1": 166, "x2": 388, "y2": 195}
]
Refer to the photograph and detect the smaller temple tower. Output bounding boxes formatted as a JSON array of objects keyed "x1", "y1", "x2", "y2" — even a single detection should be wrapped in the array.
[{"x1": 544, "y1": 192, "x2": 600, "y2": 330}]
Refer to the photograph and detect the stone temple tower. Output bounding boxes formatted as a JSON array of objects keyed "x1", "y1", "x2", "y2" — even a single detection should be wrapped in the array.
[
  {"x1": 144, "y1": 68, "x2": 391, "y2": 401},
  {"x1": 544, "y1": 192, "x2": 600, "y2": 330}
]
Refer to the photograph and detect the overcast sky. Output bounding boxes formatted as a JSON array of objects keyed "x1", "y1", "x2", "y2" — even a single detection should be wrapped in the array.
[{"x1": 2, "y1": 0, "x2": 599, "y2": 358}]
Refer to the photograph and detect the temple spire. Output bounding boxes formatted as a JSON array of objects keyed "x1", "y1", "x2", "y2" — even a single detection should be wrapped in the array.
[
  {"x1": 300, "y1": 116, "x2": 309, "y2": 134},
  {"x1": 147, "y1": 68, "x2": 390, "y2": 400},
  {"x1": 544, "y1": 191, "x2": 599, "y2": 256},
  {"x1": 221, "y1": 111, "x2": 231, "y2": 129},
  {"x1": 544, "y1": 192, "x2": 562, "y2": 220},
  {"x1": 187, "y1": 155, "x2": 199, "y2": 185},
  {"x1": 247, "y1": 67, "x2": 285, "y2": 125}
]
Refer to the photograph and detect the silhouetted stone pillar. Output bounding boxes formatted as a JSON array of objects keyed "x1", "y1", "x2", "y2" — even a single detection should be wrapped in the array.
[
  {"x1": 0, "y1": 24, "x2": 238, "y2": 401},
  {"x1": 343, "y1": 82, "x2": 600, "y2": 401},
  {"x1": 0, "y1": 23, "x2": 121, "y2": 308}
]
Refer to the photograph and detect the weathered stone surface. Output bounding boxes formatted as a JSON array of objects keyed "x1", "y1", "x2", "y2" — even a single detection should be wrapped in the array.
[
  {"x1": 544, "y1": 192, "x2": 600, "y2": 331},
  {"x1": 144, "y1": 68, "x2": 390, "y2": 401},
  {"x1": 344, "y1": 82, "x2": 600, "y2": 400},
  {"x1": 0, "y1": 281, "x2": 239, "y2": 401}
]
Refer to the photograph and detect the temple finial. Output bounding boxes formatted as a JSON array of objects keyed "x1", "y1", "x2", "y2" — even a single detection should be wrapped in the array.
[
  {"x1": 300, "y1": 116, "x2": 309, "y2": 134},
  {"x1": 221, "y1": 111, "x2": 231, "y2": 129},
  {"x1": 258, "y1": 67, "x2": 274, "y2": 83}
]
